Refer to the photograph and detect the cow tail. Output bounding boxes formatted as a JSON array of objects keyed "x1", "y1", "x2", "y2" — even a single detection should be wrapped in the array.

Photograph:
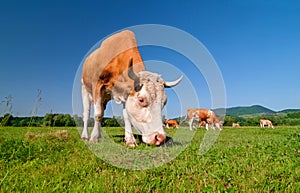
[{"x1": 180, "y1": 114, "x2": 188, "y2": 124}]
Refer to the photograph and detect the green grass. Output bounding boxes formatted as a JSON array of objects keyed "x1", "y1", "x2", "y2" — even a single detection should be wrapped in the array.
[{"x1": 0, "y1": 126, "x2": 299, "y2": 192}]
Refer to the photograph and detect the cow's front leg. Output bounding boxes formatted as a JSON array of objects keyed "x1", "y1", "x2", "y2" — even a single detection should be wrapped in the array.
[
  {"x1": 216, "y1": 123, "x2": 222, "y2": 130},
  {"x1": 210, "y1": 121, "x2": 216, "y2": 131},
  {"x1": 90, "y1": 98, "x2": 103, "y2": 142},
  {"x1": 123, "y1": 108, "x2": 137, "y2": 147},
  {"x1": 205, "y1": 123, "x2": 209, "y2": 131}
]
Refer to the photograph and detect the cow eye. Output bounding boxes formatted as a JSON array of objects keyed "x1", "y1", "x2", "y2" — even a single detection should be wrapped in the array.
[{"x1": 137, "y1": 96, "x2": 147, "y2": 107}]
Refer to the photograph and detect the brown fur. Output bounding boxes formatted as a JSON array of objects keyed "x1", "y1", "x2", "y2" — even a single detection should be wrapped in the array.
[
  {"x1": 165, "y1": 119, "x2": 179, "y2": 128},
  {"x1": 232, "y1": 123, "x2": 240, "y2": 127},
  {"x1": 82, "y1": 30, "x2": 146, "y2": 107},
  {"x1": 187, "y1": 108, "x2": 222, "y2": 130},
  {"x1": 187, "y1": 108, "x2": 220, "y2": 124},
  {"x1": 260, "y1": 119, "x2": 274, "y2": 128}
]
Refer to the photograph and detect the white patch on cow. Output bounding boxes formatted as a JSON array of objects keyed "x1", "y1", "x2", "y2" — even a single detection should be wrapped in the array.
[
  {"x1": 81, "y1": 82, "x2": 91, "y2": 140},
  {"x1": 260, "y1": 119, "x2": 274, "y2": 129},
  {"x1": 113, "y1": 95, "x2": 126, "y2": 104},
  {"x1": 187, "y1": 108, "x2": 222, "y2": 131},
  {"x1": 124, "y1": 71, "x2": 167, "y2": 145}
]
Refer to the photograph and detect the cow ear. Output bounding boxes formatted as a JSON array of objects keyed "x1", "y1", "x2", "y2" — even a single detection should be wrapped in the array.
[{"x1": 164, "y1": 75, "x2": 183, "y2": 88}]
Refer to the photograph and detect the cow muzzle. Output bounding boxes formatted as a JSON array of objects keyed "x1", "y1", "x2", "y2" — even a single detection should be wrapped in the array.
[{"x1": 142, "y1": 131, "x2": 166, "y2": 146}]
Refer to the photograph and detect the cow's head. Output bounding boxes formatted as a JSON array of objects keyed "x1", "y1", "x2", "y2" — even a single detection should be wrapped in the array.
[
  {"x1": 215, "y1": 121, "x2": 223, "y2": 130},
  {"x1": 126, "y1": 59, "x2": 182, "y2": 146}
]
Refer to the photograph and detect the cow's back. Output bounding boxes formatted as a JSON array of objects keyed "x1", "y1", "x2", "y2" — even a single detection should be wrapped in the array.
[
  {"x1": 187, "y1": 108, "x2": 200, "y2": 118},
  {"x1": 82, "y1": 30, "x2": 145, "y2": 91},
  {"x1": 187, "y1": 108, "x2": 208, "y2": 119}
]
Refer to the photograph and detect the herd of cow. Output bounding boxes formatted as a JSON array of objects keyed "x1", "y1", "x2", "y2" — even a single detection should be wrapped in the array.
[
  {"x1": 164, "y1": 110, "x2": 274, "y2": 130},
  {"x1": 80, "y1": 30, "x2": 274, "y2": 147}
]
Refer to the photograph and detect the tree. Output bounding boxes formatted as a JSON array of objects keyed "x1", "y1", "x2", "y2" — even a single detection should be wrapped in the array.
[
  {"x1": 64, "y1": 114, "x2": 76, "y2": 126},
  {"x1": 103, "y1": 117, "x2": 120, "y2": 127},
  {"x1": 73, "y1": 114, "x2": 83, "y2": 127},
  {"x1": 287, "y1": 112, "x2": 300, "y2": 119},
  {"x1": 53, "y1": 114, "x2": 65, "y2": 126},
  {"x1": 42, "y1": 113, "x2": 54, "y2": 127}
]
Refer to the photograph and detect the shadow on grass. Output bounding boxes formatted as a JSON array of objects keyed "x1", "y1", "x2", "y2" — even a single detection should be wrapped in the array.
[{"x1": 108, "y1": 134, "x2": 183, "y2": 147}]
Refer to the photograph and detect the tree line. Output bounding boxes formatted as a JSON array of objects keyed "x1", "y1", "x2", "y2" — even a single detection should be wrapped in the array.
[
  {"x1": 222, "y1": 113, "x2": 300, "y2": 126},
  {"x1": 0, "y1": 113, "x2": 76, "y2": 127},
  {"x1": 0, "y1": 113, "x2": 125, "y2": 127},
  {"x1": 175, "y1": 111, "x2": 300, "y2": 127},
  {"x1": 1, "y1": 112, "x2": 299, "y2": 127}
]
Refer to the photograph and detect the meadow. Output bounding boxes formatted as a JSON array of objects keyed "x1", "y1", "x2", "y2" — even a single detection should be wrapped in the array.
[{"x1": 0, "y1": 126, "x2": 299, "y2": 192}]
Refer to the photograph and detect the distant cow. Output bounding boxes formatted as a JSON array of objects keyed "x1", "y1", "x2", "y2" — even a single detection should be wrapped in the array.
[
  {"x1": 81, "y1": 30, "x2": 183, "y2": 147},
  {"x1": 165, "y1": 120, "x2": 179, "y2": 128},
  {"x1": 260, "y1": 119, "x2": 274, "y2": 129},
  {"x1": 198, "y1": 121, "x2": 207, "y2": 128},
  {"x1": 186, "y1": 108, "x2": 223, "y2": 131},
  {"x1": 232, "y1": 123, "x2": 240, "y2": 127}
]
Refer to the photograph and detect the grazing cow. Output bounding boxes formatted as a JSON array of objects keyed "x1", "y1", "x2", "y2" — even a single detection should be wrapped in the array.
[
  {"x1": 260, "y1": 119, "x2": 274, "y2": 129},
  {"x1": 165, "y1": 119, "x2": 179, "y2": 128},
  {"x1": 232, "y1": 123, "x2": 240, "y2": 127},
  {"x1": 186, "y1": 108, "x2": 223, "y2": 131},
  {"x1": 81, "y1": 30, "x2": 183, "y2": 147},
  {"x1": 198, "y1": 121, "x2": 207, "y2": 128}
]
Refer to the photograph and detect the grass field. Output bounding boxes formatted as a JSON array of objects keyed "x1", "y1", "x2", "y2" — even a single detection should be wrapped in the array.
[{"x1": 0, "y1": 126, "x2": 299, "y2": 192}]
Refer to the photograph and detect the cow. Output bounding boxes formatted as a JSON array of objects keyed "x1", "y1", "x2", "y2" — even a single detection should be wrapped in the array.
[
  {"x1": 80, "y1": 30, "x2": 183, "y2": 147},
  {"x1": 260, "y1": 119, "x2": 274, "y2": 129},
  {"x1": 165, "y1": 119, "x2": 179, "y2": 128},
  {"x1": 198, "y1": 121, "x2": 207, "y2": 128},
  {"x1": 186, "y1": 108, "x2": 222, "y2": 131},
  {"x1": 232, "y1": 122, "x2": 240, "y2": 127}
]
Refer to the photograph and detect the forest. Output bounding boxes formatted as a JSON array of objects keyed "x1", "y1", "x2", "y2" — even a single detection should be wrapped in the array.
[
  {"x1": 221, "y1": 111, "x2": 300, "y2": 126},
  {"x1": 1, "y1": 111, "x2": 300, "y2": 127}
]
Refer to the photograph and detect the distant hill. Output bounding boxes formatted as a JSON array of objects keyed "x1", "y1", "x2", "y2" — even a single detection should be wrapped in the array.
[
  {"x1": 278, "y1": 109, "x2": 300, "y2": 113},
  {"x1": 225, "y1": 105, "x2": 275, "y2": 116},
  {"x1": 214, "y1": 105, "x2": 276, "y2": 116},
  {"x1": 213, "y1": 105, "x2": 300, "y2": 116},
  {"x1": 179, "y1": 105, "x2": 300, "y2": 120}
]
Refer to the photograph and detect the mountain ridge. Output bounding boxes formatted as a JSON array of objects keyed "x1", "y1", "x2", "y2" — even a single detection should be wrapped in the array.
[{"x1": 214, "y1": 105, "x2": 300, "y2": 116}]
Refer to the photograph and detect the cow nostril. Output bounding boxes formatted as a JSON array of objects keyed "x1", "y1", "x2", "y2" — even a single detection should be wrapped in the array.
[{"x1": 154, "y1": 133, "x2": 166, "y2": 146}]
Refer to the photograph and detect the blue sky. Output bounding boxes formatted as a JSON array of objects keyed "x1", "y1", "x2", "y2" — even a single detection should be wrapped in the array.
[{"x1": 0, "y1": 0, "x2": 299, "y2": 117}]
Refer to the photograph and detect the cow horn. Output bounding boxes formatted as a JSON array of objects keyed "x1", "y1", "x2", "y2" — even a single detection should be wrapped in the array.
[
  {"x1": 127, "y1": 58, "x2": 143, "y2": 92},
  {"x1": 128, "y1": 58, "x2": 138, "y2": 80},
  {"x1": 164, "y1": 75, "x2": 183, "y2": 88}
]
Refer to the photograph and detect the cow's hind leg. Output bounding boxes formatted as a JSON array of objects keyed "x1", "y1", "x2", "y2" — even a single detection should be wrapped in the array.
[{"x1": 81, "y1": 84, "x2": 91, "y2": 141}]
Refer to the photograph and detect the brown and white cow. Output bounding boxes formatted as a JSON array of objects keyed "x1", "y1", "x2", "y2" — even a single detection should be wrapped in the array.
[
  {"x1": 232, "y1": 122, "x2": 240, "y2": 127},
  {"x1": 198, "y1": 121, "x2": 207, "y2": 128},
  {"x1": 165, "y1": 119, "x2": 179, "y2": 128},
  {"x1": 81, "y1": 30, "x2": 182, "y2": 147},
  {"x1": 186, "y1": 108, "x2": 223, "y2": 131},
  {"x1": 260, "y1": 119, "x2": 274, "y2": 129}
]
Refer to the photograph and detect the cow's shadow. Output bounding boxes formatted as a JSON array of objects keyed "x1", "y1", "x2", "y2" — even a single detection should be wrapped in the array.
[
  {"x1": 163, "y1": 136, "x2": 182, "y2": 147},
  {"x1": 108, "y1": 134, "x2": 182, "y2": 147}
]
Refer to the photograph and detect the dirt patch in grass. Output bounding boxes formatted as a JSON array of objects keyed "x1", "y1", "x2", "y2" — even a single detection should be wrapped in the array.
[{"x1": 25, "y1": 130, "x2": 69, "y2": 140}]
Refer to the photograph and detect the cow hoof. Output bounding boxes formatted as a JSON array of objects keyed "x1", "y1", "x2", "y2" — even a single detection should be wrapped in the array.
[
  {"x1": 90, "y1": 138, "x2": 99, "y2": 143},
  {"x1": 81, "y1": 137, "x2": 88, "y2": 141},
  {"x1": 126, "y1": 142, "x2": 137, "y2": 148}
]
